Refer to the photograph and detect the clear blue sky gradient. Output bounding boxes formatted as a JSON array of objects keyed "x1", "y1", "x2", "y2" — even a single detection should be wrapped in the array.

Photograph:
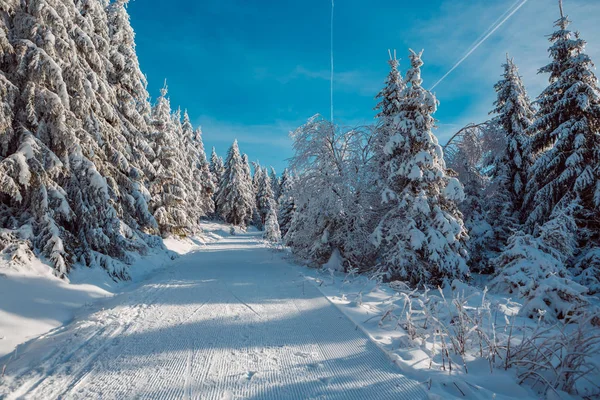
[{"x1": 127, "y1": 0, "x2": 600, "y2": 173}]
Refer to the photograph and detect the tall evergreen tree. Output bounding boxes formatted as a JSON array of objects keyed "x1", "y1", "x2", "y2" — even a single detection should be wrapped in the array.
[
  {"x1": 263, "y1": 208, "x2": 281, "y2": 243},
  {"x1": 209, "y1": 147, "x2": 224, "y2": 201},
  {"x1": 374, "y1": 53, "x2": 405, "y2": 119},
  {"x1": 256, "y1": 167, "x2": 276, "y2": 227},
  {"x1": 251, "y1": 162, "x2": 264, "y2": 229},
  {"x1": 215, "y1": 140, "x2": 254, "y2": 226},
  {"x1": 277, "y1": 168, "x2": 296, "y2": 238},
  {"x1": 522, "y1": 6, "x2": 600, "y2": 291},
  {"x1": 372, "y1": 54, "x2": 408, "y2": 213},
  {"x1": 269, "y1": 167, "x2": 280, "y2": 201},
  {"x1": 149, "y1": 85, "x2": 189, "y2": 236},
  {"x1": 488, "y1": 56, "x2": 535, "y2": 245},
  {"x1": 193, "y1": 126, "x2": 215, "y2": 216},
  {"x1": 524, "y1": 9, "x2": 600, "y2": 232},
  {"x1": 372, "y1": 50, "x2": 469, "y2": 286},
  {"x1": 0, "y1": 0, "x2": 166, "y2": 278}
]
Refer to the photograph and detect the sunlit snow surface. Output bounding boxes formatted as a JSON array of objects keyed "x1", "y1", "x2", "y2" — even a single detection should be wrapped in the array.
[{"x1": 0, "y1": 225, "x2": 423, "y2": 399}]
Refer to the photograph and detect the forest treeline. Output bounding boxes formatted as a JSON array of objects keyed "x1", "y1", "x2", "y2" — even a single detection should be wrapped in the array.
[{"x1": 0, "y1": 1, "x2": 598, "y2": 321}]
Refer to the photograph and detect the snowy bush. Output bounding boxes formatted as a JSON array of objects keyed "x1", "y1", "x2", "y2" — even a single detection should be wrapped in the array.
[
  {"x1": 573, "y1": 248, "x2": 600, "y2": 295},
  {"x1": 285, "y1": 116, "x2": 378, "y2": 270},
  {"x1": 491, "y1": 209, "x2": 589, "y2": 322}
]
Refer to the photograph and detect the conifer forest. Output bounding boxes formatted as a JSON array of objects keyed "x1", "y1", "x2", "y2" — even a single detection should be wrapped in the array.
[{"x1": 0, "y1": 0, "x2": 599, "y2": 399}]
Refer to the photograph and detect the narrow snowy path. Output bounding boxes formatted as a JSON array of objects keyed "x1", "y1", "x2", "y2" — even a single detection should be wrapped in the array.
[{"x1": 1, "y1": 231, "x2": 424, "y2": 399}]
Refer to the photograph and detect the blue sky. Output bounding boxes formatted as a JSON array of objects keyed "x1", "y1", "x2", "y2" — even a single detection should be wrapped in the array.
[{"x1": 127, "y1": 0, "x2": 600, "y2": 173}]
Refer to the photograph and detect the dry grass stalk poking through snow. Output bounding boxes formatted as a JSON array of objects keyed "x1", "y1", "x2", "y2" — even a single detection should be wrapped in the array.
[{"x1": 316, "y1": 267, "x2": 600, "y2": 398}]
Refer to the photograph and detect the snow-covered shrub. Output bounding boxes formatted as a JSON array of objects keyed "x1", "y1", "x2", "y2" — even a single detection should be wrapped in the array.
[
  {"x1": 491, "y1": 209, "x2": 589, "y2": 321},
  {"x1": 0, "y1": 229, "x2": 34, "y2": 266},
  {"x1": 573, "y1": 247, "x2": 600, "y2": 295},
  {"x1": 285, "y1": 116, "x2": 378, "y2": 270}
]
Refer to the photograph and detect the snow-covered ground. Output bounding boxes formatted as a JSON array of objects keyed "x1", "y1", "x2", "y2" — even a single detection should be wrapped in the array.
[
  {"x1": 0, "y1": 225, "x2": 424, "y2": 399},
  {"x1": 2, "y1": 223, "x2": 597, "y2": 399},
  {"x1": 299, "y1": 263, "x2": 600, "y2": 400},
  {"x1": 0, "y1": 232, "x2": 195, "y2": 360}
]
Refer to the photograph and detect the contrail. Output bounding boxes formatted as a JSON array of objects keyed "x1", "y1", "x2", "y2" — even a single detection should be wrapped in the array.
[
  {"x1": 464, "y1": 0, "x2": 523, "y2": 55},
  {"x1": 330, "y1": 0, "x2": 334, "y2": 124},
  {"x1": 430, "y1": 0, "x2": 530, "y2": 91}
]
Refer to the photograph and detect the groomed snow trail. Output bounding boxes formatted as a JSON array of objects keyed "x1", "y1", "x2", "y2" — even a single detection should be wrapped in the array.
[{"x1": 0, "y1": 231, "x2": 424, "y2": 399}]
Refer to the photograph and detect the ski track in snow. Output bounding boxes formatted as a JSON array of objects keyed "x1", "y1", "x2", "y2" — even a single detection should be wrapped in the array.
[{"x1": 0, "y1": 231, "x2": 424, "y2": 399}]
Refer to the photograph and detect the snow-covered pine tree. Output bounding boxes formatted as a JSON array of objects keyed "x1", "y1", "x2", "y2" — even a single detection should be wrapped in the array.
[
  {"x1": 178, "y1": 110, "x2": 203, "y2": 230},
  {"x1": 149, "y1": 85, "x2": 189, "y2": 236},
  {"x1": 488, "y1": 56, "x2": 535, "y2": 248},
  {"x1": 373, "y1": 53, "x2": 406, "y2": 184},
  {"x1": 277, "y1": 168, "x2": 296, "y2": 238},
  {"x1": 216, "y1": 141, "x2": 254, "y2": 226},
  {"x1": 209, "y1": 147, "x2": 225, "y2": 203},
  {"x1": 106, "y1": 0, "x2": 158, "y2": 233},
  {"x1": 491, "y1": 205, "x2": 589, "y2": 321},
  {"x1": 269, "y1": 167, "x2": 280, "y2": 201},
  {"x1": 242, "y1": 154, "x2": 255, "y2": 225},
  {"x1": 372, "y1": 50, "x2": 469, "y2": 286},
  {"x1": 256, "y1": 167, "x2": 277, "y2": 227},
  {"x1": 250, "y1": 162, "x2": 264, "y2": 229},
  {"x1": 522, "y1": 6, "x2": 600, "y2": 292},
  {"x1": 251, "y1": 161, "x2": 263, "y2": 194},
  {"x1": 193, "y1": 126, "x2": 215, "y2": 216},
  {"x1": 263, "y1": 208, "x2": 281, "y2": 243},
  {"x1": 374, "y1": 52, "x2": 405, "y2": 119},
  {"x1": 179, "y1": 111, "x2": 214, "y2": 223},
  {"x1": 0, "y1": 0, "x2": 168, "y2": 278}
]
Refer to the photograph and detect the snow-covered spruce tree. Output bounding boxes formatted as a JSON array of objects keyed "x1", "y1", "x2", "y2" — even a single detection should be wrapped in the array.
[
  {"x1": 251, "y1": 161, "x2": 262, "y2": 191},
  {"x1": 277, "y1": 168, "x2": 296, "y2": 238},
  {"x1": 179, "y1": 111, "x2": 214, "y2": 221},
  {"x1": 269, "y1": 167, "x2": 280, "y2": 201},
  {"x1": 209, "y1": 147, "x2": 225, "y2": 204},
  {"x1": 105, "y1": 0, "x2": 159, "y2": 234},
  {"x1": 373, "y1": 54, "x2": 406, "y2": 183},
  {"x1": 522, "y1": 8, "x2": 600, "y2": 290},
  {"x1": 242, "y1": 154, "x2": 255, "y2": 225},
  {"x1": 250, "y1": 161, "x2": 264, "y2": 229},
  {"x1": 0, "y1": 0, "x2": 167, "y2": 278},
  {"x1": 374, "y1": 53, "x2": 405, "y2": 120},
  {"x1": 215, "y1": 140, "x2": 254, "y2": 226},
  {"x1": 149, "y1": 85, "x2": 189, "y2": 236},
  {"x1": 193, "y1": 126, "x2": 215, "y2": 216},
  {"x1": 256, "y1": 167, "x2": 277, "y2": 227},
  {"x1": 263, "y1": 208, "x2": 281, "y2": 243},
  {"x1": 488, "y1": 56, "x2": 535, "y2": 246},
  {"x1": 372, "y1": 50, "x2": 469, "y2": 286}
]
